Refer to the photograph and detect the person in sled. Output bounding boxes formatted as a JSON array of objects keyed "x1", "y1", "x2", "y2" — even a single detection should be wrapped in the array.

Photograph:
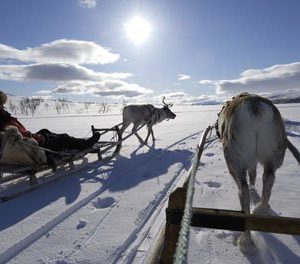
[{"x1": 0, "y1": 91, "x2": 100, "y2": 153}]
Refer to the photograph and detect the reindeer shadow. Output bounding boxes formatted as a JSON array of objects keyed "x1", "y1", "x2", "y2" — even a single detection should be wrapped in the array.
[
  {"x1": 243, "y1": 232, "x2": 300, "y2": 264},
  {"x1": 106, "y1": 146, "x2": 193, "y2": 193},
  {"x1": 0, "y1": 146, "x2": 193, "y2": 231},
  {"x1": 130, "y1": 140, "x2": 156, "y2": 156}
]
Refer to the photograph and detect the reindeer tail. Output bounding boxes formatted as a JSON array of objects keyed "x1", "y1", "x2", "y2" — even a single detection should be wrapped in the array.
[{"x1": 286, "y1": 138, "x2": 300, "y2": 164}]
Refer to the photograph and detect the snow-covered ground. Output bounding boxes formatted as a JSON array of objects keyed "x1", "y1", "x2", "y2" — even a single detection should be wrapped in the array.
[{"x1": 0, "y1": 104, "x2": 299, "y2": 264}]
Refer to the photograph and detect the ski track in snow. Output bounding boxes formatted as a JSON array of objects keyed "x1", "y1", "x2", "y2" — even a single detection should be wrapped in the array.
[
  {"x1": 1, "y1": 130, "x2": 201, "y2": 264},
  {"x1": 66, "y1": 131, "x2": 201, "y2": 264},
  {"x1": 0, "y1": 167, "x2": 121, "y2": 263}
]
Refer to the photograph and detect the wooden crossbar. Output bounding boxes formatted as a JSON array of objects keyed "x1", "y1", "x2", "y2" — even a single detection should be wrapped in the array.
[
  {"x1": 159, "y1": 186, "x2": 300, "y2": 263},
  {"x1": 166, "y1": 207, "x2": 300, "y2": 235}
]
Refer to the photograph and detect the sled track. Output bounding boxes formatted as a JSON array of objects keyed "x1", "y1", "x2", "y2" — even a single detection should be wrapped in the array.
[
  {"x1": 0, "y1": 130, "x2": 205, "y2": 263},
  {"x1": 111, "y1": 160, "x2": 187, "y2": 264},
  {"x1": 53, "y1": 130, "x2": 206, "y2": 263},
  {"x1": 110, "y1": 131, "x2": 206, "y2": 263}
]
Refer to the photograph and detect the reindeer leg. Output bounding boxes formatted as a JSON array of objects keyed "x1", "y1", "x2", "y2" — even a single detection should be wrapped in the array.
[
  {"x1": 253, "y1": 163, "x2": 275, "y2": 215},
  {"x1": 144, "y1": 125, "x2": 150, "y2": 144},
  {"x1": 235, "y1": 170, "x2": 251, "y2": 214},
  {"x1": 231, "y1": 168, "x2": 256, "y2": 254},
  {"x1": 132, "y1": 124, "x2": 144, "y2": 144},
  {"x1": 249, "y1": 164, "x2": 257, "y2": 188},
  {"x1": 119, "y1": 122, "x2": 130, "y2": 139},
  {"x1": 145, "y1": 125, "x2": 155, "y2": 144},
  {"x1": 150, "y1": 126, "x2": 155, "y2": 142},
  {"x1": 248, "y1": 162, "x2": 260, "y2": 204},
  {"x1": 262, "y1": 164, "x2": 275, "y2": 205}
]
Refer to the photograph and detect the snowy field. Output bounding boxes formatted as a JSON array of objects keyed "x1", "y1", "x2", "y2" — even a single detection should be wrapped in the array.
[{"x1": 0, "y1": 104, "x2": 299, "y2": 264}]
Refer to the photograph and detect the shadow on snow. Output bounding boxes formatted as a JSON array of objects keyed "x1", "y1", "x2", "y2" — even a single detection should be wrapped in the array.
[{"x1": 0, "y1": 146, "x2": 192, "y2": 231}]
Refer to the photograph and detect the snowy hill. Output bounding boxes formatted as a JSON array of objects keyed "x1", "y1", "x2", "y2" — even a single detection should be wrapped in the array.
[
  {"x1": 268, "y1": 90, "x2": 300, "y2": 104},
  {"x1": 5, "y1": 93, "x2": 123, "y2": 117}
]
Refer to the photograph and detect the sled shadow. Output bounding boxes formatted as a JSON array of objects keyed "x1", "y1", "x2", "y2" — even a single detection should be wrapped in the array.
[
  {"x1": 106, "y1": 147, "x2": 193, "y2": 192},
  {"x1": 0, "y1": 159, "x2": 105, "y2": 231},
  {"x1": 0, "y1": 147, "x2": 193, "y2": 231}
]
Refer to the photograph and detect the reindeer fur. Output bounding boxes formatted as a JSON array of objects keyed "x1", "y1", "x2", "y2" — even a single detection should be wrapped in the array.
[
  {"x1": 0, "y1": 126, "x2": 47, "y2": 167},
  {"x1": 120, "y1": 101, "x2": 176, "y2": 144},
  {"x1": 217, "y1": 92, "x2": 288, "y2": 253}
]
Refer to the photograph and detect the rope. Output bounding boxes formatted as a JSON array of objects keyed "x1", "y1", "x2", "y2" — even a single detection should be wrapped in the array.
[{"x1": 174, "y1": 125, "x2": 214, "y2": 264}]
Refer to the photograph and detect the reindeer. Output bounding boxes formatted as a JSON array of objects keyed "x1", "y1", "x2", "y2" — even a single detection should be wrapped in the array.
[
  {"x1": 216, "y1": 92, "x2": 300, "y2": 253},
  {"x1": 120, "y1": 97, "x2": 176, "y2": 144}
]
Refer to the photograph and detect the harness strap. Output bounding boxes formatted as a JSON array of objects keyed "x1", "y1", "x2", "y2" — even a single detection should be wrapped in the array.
[{"x1": 146, "y1": 105, "x2": 156, "y2": 125}]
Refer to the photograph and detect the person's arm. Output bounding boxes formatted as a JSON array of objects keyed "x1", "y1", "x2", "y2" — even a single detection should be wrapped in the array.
[
  {"x1": 0, "y1": 109, "x2": 12, "y2": 131},
  {"x1": 1, "y1": 111, "x2": 44, "y2": 145}
]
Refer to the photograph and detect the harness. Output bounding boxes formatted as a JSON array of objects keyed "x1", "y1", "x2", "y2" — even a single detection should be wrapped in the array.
[
  {"x1": 215, "y1": 105, "x2": 225, "y2": 139},
  {"x1": 146, "y1": 105, "x2": 160, "y2": 125}
]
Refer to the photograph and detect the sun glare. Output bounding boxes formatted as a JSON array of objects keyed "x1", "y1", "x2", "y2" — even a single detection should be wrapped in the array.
[{"x1": 124, "y1": 16, "x2": 152, "y2": 46}]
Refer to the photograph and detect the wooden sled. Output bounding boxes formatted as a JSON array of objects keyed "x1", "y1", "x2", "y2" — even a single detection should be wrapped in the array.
[{"x1": 0, "y1": 124, "x2": 122, "y2": 202}]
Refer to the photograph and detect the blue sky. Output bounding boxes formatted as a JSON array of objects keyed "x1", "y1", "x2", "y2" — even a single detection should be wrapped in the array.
[{"x1": 1, "y1": 0, "x2": 300, "y2": 103}]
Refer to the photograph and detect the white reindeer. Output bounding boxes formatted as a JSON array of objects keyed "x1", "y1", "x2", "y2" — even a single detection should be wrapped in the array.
[
  {"x1": 120, "y1": 97, "x2": 176, "y2": 144},
  {"x1": 0, "y1": 126, "x2": 47, "y2": 167},
  {"x1": 216, "y1": 92, "x2": 300, "y2": 253}
]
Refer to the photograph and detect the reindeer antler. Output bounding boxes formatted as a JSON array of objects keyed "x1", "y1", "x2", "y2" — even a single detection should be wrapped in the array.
[
  {"x1": 162, "y1": 96, "x2": 173, "y2": 108},
  {"x1": 162, "y1": 96, "x2": 167, "y2": 106}
]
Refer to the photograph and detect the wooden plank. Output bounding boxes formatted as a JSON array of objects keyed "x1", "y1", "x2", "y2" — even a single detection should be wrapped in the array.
[
  {"x1": 0, "y1": 172, "x2": 29, "y2": 183},
  {"x1": 160, "y1": 207, "x2": 300, "y2": 262},
  {"x1": 245, "y1": 213, "x2": 300, "y2": 235},
  {"x1": 0, "y1": 165, "x2": 32, "y2": 174},
  {"x1": 188, "y1": 207, "x2": 300, "y2": 235},
  {"x1": 91, "y1": 123, "x2": 123, "y2": 136},
  {"x1": 145, "y1": 225, "x2": 166, "y2": 264},
  {"x1": 160, "y1": 187, "x2": 187, "y2": 264},
  {"x1": 189, "y1": 208, "x2": 245, "y2": 231}
]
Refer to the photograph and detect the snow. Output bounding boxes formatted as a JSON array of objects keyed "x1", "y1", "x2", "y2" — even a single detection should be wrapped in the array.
[{"x1": 0, "y1": 102, "x2": 300, "y2": 264}]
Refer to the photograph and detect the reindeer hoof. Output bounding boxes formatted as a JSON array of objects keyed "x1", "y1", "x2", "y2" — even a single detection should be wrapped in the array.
[
  {"x1": 238, "y1": 233, "x2": 257, "y2": 255},
  {"x1": 253, "y1": 202, "x2": 274, "y2": 216},
  {"x1": 250, "y1": 189, "x2": 261, "y2": 204}
]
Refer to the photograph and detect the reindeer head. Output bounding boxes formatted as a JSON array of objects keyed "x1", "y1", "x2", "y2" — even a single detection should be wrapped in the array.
[{"x1": 162, "y1": 97, "x2": 176, "y2": 120}]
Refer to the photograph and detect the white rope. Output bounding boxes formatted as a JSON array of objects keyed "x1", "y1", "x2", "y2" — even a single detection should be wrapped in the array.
[{"x1": 174, "y1": 126, "x2": 213, "y2": 264}]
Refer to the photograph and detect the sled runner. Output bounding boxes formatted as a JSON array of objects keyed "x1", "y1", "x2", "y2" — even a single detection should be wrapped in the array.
[{"x1": 0, "y1": 124, "x2": 123, "y2": 202}]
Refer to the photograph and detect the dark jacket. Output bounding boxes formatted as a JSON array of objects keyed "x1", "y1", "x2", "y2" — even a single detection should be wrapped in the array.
[{"x1": 0, "y1": 108, "x2": 44, "y2": 144}]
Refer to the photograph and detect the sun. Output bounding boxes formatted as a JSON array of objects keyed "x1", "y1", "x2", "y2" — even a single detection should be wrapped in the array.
[{"x1": 124, "y1": 16, "x2": 152, "y2": 46}]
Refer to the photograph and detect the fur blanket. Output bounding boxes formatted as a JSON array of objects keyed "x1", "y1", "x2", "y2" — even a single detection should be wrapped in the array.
[{"x1": 0, "y1": 126, "x2": 47, "y2": 167}]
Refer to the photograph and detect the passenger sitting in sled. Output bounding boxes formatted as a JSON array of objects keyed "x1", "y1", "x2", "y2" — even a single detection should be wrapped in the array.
[{"x1": 0, "y1": 91, "x2": 100, "y2": 153}]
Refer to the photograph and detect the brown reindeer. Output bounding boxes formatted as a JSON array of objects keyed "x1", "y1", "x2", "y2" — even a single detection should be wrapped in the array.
[{"x1": 216, "y1": 92, "x2": 300, "y2": 253}]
